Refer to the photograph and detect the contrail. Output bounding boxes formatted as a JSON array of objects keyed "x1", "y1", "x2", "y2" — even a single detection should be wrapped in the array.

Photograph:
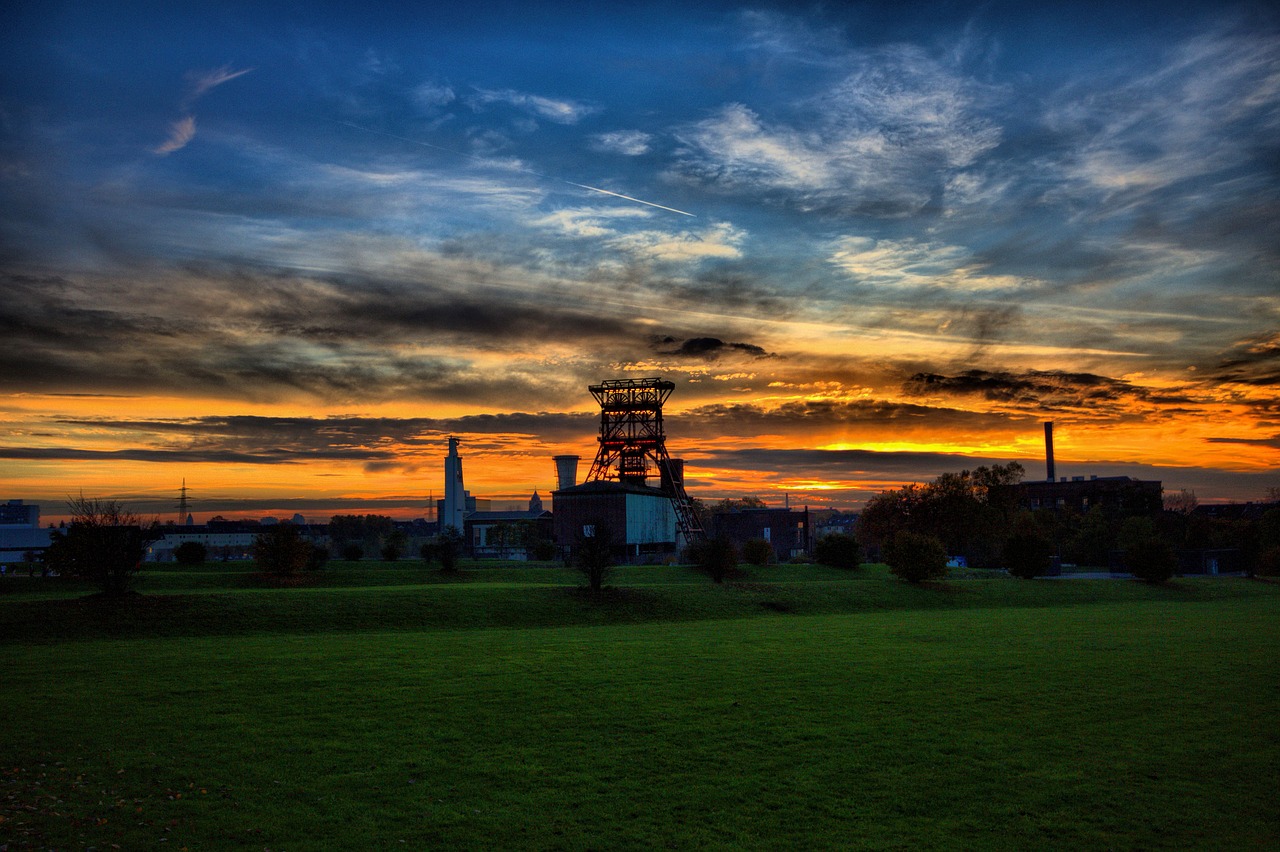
[{"x1": 333, "y1": 119, "x2": 695, "y2": 217}]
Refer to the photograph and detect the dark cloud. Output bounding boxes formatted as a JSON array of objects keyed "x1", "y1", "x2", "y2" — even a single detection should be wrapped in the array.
[
  {"x1": 903, "y1": 368, "x2": 1198, "y2": 415},
  {"x1": 1204, "y1": 435, "x2": 1280, "y2": 450},
  {"x1": 679, "y1": 398, "x2": 1028, "y2": 439},
  {"x1": 651, "y1": 336, "x2": 774, "y2": 361},
  {"x1": 1210, "y1": 332, "x2": 1280, "y2": 387},
  {"x1": 0, "y1": 266, "x2": 647, "y2": 403},
  {"x1": 1, "y1": 412, "x2": 597, "y2": 466}
]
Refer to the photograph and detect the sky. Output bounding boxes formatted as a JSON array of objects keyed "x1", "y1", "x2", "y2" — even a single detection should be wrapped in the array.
[{"x1": 3, "y1": 0, "x2": 1278, "y2": 523}]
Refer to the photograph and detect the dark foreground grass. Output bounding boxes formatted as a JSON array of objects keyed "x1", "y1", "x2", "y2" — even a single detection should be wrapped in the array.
[{"x1": 2, "y1": 568, "x2": 1277, "y2": 849}]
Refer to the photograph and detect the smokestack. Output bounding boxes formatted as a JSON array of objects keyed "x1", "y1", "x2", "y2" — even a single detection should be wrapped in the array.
[
  {"x1": 553, "y1": 455, "x2": 580, "y2": 490},
  {"x1": 1044, "y1": 422, "x2": 1056, "y2": 482}
]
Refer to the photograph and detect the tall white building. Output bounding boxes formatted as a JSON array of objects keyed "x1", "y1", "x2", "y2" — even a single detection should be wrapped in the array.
[{"x1": 442, "y1": 437, "x2": 469, "y2": 534}]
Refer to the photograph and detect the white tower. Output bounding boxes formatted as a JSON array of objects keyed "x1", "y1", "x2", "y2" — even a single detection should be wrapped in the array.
[{"x1": 442, "y1": 437, "x2": 468, "y2": 534}]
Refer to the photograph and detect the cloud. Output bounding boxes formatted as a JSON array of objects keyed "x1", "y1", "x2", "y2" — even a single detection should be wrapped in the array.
[
  {"x1": 591, "y1": 130, "x2": 653, "y2": 156},
  {"x1": 830, "y1": 236, "x2": 1033, "y2": 293},
  {"x1": 414, "y1": 80, "x2": 457, "y2": 108},
  {"x1": 469, "y1": 87, "x2": 596, "y2": 124},
  {"x1": 652, "y1": 336, "x2": 773, "y2": 361},
  {"x1": 184, "y1": 64, "x2": 254, "y2": 106},
  {"x1": 152, "y1": 65, "x2": 252, "y2": 155},
  {"x1": 153, "y1": 116, "x2": 197, "y2": 154},
  {"x1": 606, "y1": 221, "x2": 744, "y2": 262},
  {"x1": 673, "y1": 44, "x2": 1001, "y2": 214}
]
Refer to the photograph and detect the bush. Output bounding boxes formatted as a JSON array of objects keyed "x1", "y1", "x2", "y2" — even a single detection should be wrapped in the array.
[
  {"x1": 173, "y1": 541, "x2": 207, "y2": 565},
  {"x1": 252, "y1": 525, "x2": 315, "y2": 576},
  {"x1": 530, "y1": 539, "x2": 557, "y2": 561},
  {"x1": 573, "y1": 522, "x2": 615, "y2": 596},
  {"x1": 306, "y1": 544, "x2": 329, "y2": 572},
  {"x1": 424, "y1": 526, "x2": 464, "y2": 572},
  {"x1": 1002, "y1": 528, "x2": 1053, "y2": 579},
  {"x1": 814, "y1": 532, "x2": 860, "y2": 570},
  {"x1": 380, "y1": 541, "x2": 403, "y2": 562},
  {"x1": 341, "y1": 543, "x2": 364, "y2": 562},
  {"x1": 1255, "y1": 546, "x2": 1280, "y2": 577},
  {"x1": 886, "y1": 530, "x2": 948, "y2": 584},
  {"x1": 688, "y1": 536, "x2": 737, "y2": 583},
  {"x1": 43, "y1": 496, "x2": 160, "y2": 597},
  {"x1": 1125, "y1": 537, "x2": 1176, "y2": 583},
  {"x1": 741, "y1": 538, "x2": 773, "y2": 566}
]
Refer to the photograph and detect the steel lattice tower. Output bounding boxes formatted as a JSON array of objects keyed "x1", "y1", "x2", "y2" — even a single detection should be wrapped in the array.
[{"x1": 585, "y1": 377, "x2": 705, "y2": 541}]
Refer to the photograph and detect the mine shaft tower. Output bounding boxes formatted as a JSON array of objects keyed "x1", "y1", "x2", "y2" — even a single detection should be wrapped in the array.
[{"x1": 585, "y1": 377, "x2": 705, "y2": 542}]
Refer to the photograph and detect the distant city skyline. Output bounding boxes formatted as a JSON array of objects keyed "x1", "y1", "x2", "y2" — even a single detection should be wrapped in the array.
[{"x1": 3, "y1": 1, "x2": 1277, "y2": 520}]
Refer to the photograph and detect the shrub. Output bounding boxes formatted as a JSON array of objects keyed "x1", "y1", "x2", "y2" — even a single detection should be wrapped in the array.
[
  {"x1": 1125, "y1": 537, "x2": 1176, "y2": 583},
  {"x1": 306, "y1": 544, "x2": 329, "y2": 572},
  {"x1": 688, "y1": 536, "x2": 737, "y2": 583},
  {"x1": 341, "y1": 543, "x2": 364, "y2": 562},
  {"x1": 252, "y1": 524, "x2": 313, "y2": 576},
  {"x1": 886, "y1": 530, "x2": 948, "y2": 584},
  {"x1": 741, "y1": 538, "x2": 773, "y2": 566},
  {"x1": 1255, "y1": 546, "x2": 1280, "y2": 577},
  {"x1": 425, "y1": 526, "x2": 465, "y2": 572},
  {"x1": 43, "y1": 496, "x2": 160, "y2": 597},
  {"x1": 573, "y1": 522, "x2": 615, "y2": 596},
  {"x1": 814, "y1": 532, "x2": 860, "y2": 570},
  {"x1": 1003, "y1": 528, "x2": 1053, "y2": 579},
  {"x1": 380, "y1": 541, "x2": 403, "y2": 562},
  {"x1": 173, "y1": 541, "x2": 207, "y2": 565},
  {"x1": 530, "y1": 539, "x2": 557, "y2": 561}
]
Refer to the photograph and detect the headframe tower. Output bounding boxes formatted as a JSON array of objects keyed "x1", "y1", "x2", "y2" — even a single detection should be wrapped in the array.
[{"x1": 584, "y1": 377, "x2": 704, "y2": 542}]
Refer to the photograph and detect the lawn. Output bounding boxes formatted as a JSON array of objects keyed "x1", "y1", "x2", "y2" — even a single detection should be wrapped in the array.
[{"x1": 2, "y1": 563, "x2": 1277, "y2": 849}]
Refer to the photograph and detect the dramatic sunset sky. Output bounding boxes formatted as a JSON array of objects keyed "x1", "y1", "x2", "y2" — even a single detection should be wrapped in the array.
[{"x1": 3, "y1": 1, "x2": 1278, "y2": 522}]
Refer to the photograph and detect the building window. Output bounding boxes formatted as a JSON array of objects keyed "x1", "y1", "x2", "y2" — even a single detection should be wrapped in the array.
[{"x1": 583, "y1": 524, "x2": 595, "y2": 538}]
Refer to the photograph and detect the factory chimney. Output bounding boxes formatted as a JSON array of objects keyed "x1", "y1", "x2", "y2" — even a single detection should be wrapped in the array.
[
  {"x1": 553, "y1": 455, "x2": 580, "y2": 490},
  {"x1": 1044, "y1": 422, "x2": 1056, "y2": 482}
]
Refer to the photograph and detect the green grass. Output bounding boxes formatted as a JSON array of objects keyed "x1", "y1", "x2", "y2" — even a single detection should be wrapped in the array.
[{"x1": 2, "y1": 564, "x2": 1277, "y2": 849}]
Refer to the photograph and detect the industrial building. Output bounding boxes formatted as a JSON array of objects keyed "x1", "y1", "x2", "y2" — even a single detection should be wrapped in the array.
[
  {"x1": 551, "y1": 378, "x2": 702, "y2": 563},
  {"x1": 707, "y1": 506, "x2": 811, "y2": 563},
  {"x1": 1007, "y1": 422, "x2": 1163, "y2": 516}
]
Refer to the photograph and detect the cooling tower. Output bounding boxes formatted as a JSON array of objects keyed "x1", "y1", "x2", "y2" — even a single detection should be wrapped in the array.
[{"x1": 554, "y1": 455, "x2": 580, "y2": 490}]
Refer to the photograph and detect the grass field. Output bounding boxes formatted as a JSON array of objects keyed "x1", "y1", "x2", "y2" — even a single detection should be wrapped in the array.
[{"x1": 3, "y1": 562, "x2": 1277, "y2": 849}]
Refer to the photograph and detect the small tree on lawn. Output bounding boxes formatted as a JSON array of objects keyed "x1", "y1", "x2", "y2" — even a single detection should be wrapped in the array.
[
  {"x1": 44, "y1": 495, "x2": 160, "y2": 597},
  {"x1": 689, "y1": 536, "x2": 737, "y2": 584},
  {"x1": 886, "y1": 530, "x2": 948, "y2": 584},
  {"x1": 814, "y1": 532, "x2": 860, "y2": 570},
  {"x1": 252, "y1": 524, "x2": 314, "y2": 576},
  {"x1": 741, "y1": 538, "x2": 773, "y2": 567},
  {"x1": 574, "y1": 522, "x2": 615, "y2": 597},
  {"x1": 1002, "y1": 515, "x2": 1053, "y2": 579},
  {"x1": 380, "y1": 529, "x2": 407, "y2": 562},
  {"x1": 1125, "y1": 536, "x2": 1176, "y2": 583},
  {"x1": 173, "y1": 541, "x2": 207, "y2": 565},
  {"x1": 429, "y1": 525, "x2": 465, "y2": 572}
]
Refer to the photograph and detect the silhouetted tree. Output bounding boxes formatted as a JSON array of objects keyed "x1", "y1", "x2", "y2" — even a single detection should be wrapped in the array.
[
  {"x1": 253, "y1": 524, "x2": 315, "y2": 576},
  {"x1": 886, "y1": 530, "x2": 948, "y2": 584},
  {"x1": 44, "y1": 495, "x2": 160, "y2": 597},
  {"x1": 741, "y1": 538, "x2": 773, "y2": 566},
  {"x1": 426, "y1": 525, "x2": 465, "y2": 572},
  {"x1": 814, "y1": 532, "x2": 861, "y2": 570},
  {"x1": 1002, "y1": 514, "x2": 1053, "y2": 579},
  {"x1": 689, "y1": 536, "x2": 737, "y2": 583},
  {"x1": 173, "y1": 541, "x2": 207, "y2": 564},
  {"x1": 380, "y1": 529, "x2": 407, "y2": 561},
  {"x1": 1125, "y1": 537, "x2": 1176, "y2": 583},
  {"x1": 573, "y1": 521, "x2": 615, "y2": 596}
]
